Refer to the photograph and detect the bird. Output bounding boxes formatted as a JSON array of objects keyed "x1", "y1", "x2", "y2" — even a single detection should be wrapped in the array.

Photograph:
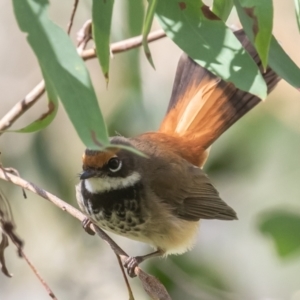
[{"x1": 76, "y1": 29, "x2": 280, "y2": 277}]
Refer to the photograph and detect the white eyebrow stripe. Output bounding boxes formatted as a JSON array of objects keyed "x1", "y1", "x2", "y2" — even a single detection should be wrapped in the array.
[{"x1": 84, "y1": 171, "x2": 141, "y2": 193}]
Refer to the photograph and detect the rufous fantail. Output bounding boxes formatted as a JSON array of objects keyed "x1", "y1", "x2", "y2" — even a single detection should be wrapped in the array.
[{"x1": 76, "y1": 30, "x2": 281, "y2": 277}]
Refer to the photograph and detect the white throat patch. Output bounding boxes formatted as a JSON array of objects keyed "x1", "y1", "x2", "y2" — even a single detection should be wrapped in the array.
[{"x1": 84, "y1": 171, "x2": 141, "y2": 193}]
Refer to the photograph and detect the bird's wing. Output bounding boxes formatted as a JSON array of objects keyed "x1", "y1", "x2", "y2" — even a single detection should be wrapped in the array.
[{"x1": 150, "y1": 159, "x2": 237, "y2": 221}]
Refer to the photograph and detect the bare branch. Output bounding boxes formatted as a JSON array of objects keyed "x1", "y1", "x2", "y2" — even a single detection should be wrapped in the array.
[
  {"x1": 81, "y1": 29, "x2": 166, "y2": 60},
  {"x1": 12, "y1": 241, "x2": 58, "y2": 300},
  {"x1": 77, "y1": 20, "x2": 92, "y2": 53},
  {"x1": 115, "y1": 254, "x2": 135, "y2": 300},
  {"x1": 67, "y1": 0, "x2": 79, "y2": 35},
  {"x1": 0, "y1": 167, "x2": 172, "y2": 299},
  {"x1": 0, "y1": 81, "x2": 45, "y2": 135},
  {"x1": 0, "y1": 29, "x2": 166, "y2": 135},
  {"x1": 0, "y1": 168, "x2": 134, "y2": 268},
  {"x1": 1, "y1": 185, "x2": 57, "y2": 299},
  {"x1": 0, "y1": 168, "x2": 84, "y2": 222}
]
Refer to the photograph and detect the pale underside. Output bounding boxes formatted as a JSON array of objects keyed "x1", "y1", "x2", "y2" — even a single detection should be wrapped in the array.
[{"x1": 76, "y1": 180, "x2": 200, "y2": 255}]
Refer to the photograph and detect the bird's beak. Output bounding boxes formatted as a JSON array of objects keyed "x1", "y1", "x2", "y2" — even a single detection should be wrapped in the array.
[{"x1": 80, "y1": 169, "x2": 97, "y2": 180}]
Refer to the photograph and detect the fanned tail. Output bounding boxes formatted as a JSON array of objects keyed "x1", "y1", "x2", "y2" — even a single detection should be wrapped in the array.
[{"x1": 159, "y1": 30, "x2": 281, "y2": 166}]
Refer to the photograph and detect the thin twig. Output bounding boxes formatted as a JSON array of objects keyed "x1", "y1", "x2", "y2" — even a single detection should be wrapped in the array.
[
  {"x1": 0, "y1": 168, "x2": 172, "y2": 299},
  {"x1": 2, "y1": 167, "x2": 27, "y2": 198},
  {"x1": 81, "y1": 29, "x2": 166, "y2": 60},
  {"x1": 0, "y1": 168, "x2": 133, "y2": 268},
  {"x1": 0, "y1": 81, "x2": 45, "y2": 135},
  {"x1": 0, "y1": 168, "x2": 85, "y2": 222},
  {"x1": 0, "y1": 186, "x2": 57, "y2": 299},
  {"x1": 0, "y1": 29, "x2": 166, "y2": 135},
  {"x1": 77, "y1": 20, "x2": 92, "y2": 53},
  {"x1": 12, "y1": 240, "x2": 58, "y2": 300},
  {"x1": 67, "y1": 0, "x2": 79, "y2": 35},
  {"x1": 116, "y1": 254, "x2": 135, "y2": 300}
]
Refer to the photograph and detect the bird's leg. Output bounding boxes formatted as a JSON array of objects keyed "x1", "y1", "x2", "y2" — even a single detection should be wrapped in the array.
[
  {"x1": 124, "y1": 249, "x2": 165, "y2": 278},
  {"x1": 82, "y1": 218, "x2": 164, "y2": 277},
  {"x1": 82, "y1": 217, "x2": 95, "y2": 235}
]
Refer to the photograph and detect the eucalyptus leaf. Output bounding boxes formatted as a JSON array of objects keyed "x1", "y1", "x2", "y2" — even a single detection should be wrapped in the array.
[
  {"x1": 212, "y1": 0, "x2": 233, "y2": 22},
  {"x1": 142, "y1": 0, "x2": 158, "y2": 68},
  {"x1": 156, "y1": 0, "x2": 267, "y2": 99},
  {"x1": 15, "y1": 70, "x2": 58, "y2": 133},
  {"x1": 12, "y1": 0, "x2": 110, "y2": 149},
  {"x1": 235, "y1": 0, "x2": 300, "y2": 90},
  {"x1": 92, "y1": 0, "x2": 115, "y2": 82},
  {"x1": 294, "y1": 0, "x2": 300, "y2": 32},
  {"x1": 234, "y1": 0, "x2": 273, "y2": 69}
]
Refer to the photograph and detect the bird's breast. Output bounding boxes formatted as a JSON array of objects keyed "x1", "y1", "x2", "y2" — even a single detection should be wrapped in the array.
[{"x1": 80, "y1": 179, "x2": 147, "y2": 238}]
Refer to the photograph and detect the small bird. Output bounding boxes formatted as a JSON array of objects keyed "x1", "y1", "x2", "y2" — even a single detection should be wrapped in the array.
[{"x1": 76, "y1": 30, "x2": 280, "y2": 276}]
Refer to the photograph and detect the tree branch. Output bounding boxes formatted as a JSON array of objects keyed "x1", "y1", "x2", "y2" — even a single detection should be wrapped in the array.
[
  {"x1": 0, "y1": 167, "x2": 172, "y2": 300},
  {"x1": 0, "y1": 29, "x2": 166, "y2": 135},
  {"x1": 0, "y1": 167, "x2": 136, "y2": 269},
  {"x1": 14, "y1": 244, "x2": 58, "y2": 300},
  {"x1": 81, "y1": 28, "x2": 166, "y2": 59},
  {"x1": 1, "y1": 181, "x2": 57, "y2": 299},
  {"x1": 67, "y1": 0, "x2": 79, "y2": 35},
  {"x1": 0, "y1": 81, "x2": 45, "y2": 135},
  {"x1": 0, "y1": 168, "x2": 85, "y2": 223}
]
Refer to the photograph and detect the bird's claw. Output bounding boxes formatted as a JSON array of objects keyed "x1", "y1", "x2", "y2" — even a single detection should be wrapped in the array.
[
  {"x1": 82, "y1": 218, "x2": 95, "y2": 235},
  {"x1": 124, "y1": 256, "x2": 143, "y2": 278}
]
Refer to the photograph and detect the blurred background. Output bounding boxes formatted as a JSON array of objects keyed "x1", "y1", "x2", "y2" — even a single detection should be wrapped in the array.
[{"x1": 1, "y1": 0, "x2": 300, "y2": 299}]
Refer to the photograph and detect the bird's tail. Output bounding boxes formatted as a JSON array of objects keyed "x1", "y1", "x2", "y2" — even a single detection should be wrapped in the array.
[{"x1": 159, "y1": 30, "x2": 280, "y2": 167}]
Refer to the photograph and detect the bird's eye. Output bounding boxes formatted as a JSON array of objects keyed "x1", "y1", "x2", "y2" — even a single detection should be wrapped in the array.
[{"x1": 108, "y1": 157, "x2": 122, "y2": 172}]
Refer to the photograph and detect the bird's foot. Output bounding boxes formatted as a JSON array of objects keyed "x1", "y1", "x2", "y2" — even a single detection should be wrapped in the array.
[
  {"x1": 82, "y1": 218, "x2": 95, "y2": 235},
  {"x1": 123, "y1": 249, "x2": 164, "y2": 277},
  {"x1": 123, "y1": 256, "x2": 144, "y2": 278}
]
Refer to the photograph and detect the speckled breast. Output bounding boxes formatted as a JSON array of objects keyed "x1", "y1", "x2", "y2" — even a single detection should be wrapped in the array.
[{"x1": 81, "y1": 181, "x2": 146, "y2": 238}]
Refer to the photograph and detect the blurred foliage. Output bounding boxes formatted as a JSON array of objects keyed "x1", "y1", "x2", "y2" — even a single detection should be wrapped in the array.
[
  {"x1": 206, "y1": 112, "x2": 277, "y2": 176},
  {"x1": 147, "y1": 255, "x2": 232, "y2": 300},
  {"x1": 107, "y1": 1, "x2": 149, "y2": 137},
  {"x1": 259, "y1": 210, "x2": 300, "y2": 258},
  {"x1": 31, "y1": 132, "x2": 70, "y2": 200}
]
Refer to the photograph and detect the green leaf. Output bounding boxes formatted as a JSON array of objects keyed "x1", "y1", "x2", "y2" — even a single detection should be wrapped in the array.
[
  {"x1": 92, "y1": 0, "x2": 115, "y2": 83},
  {"x1": 259, "y1": 210, "x2": 300, "y2": 258},
  {"x1": 294, "y1": 0, "x2": 300, "y2": 32},
  {"x1": 234, "y1": 0, "x2": 273, "y2": 70},
  {"x1": 16, "y1": 71, "x2": 58, "y2": 133},
  {"x1": 12, "y1": 0, "x2": 109, "y2": 149},
  {"x1": 127, "y1": 0, "x2": 145, "y2": 36},
  {"x1": 212, "y1": 0, "x2": 233, "y2": 22},
  {"x1": 268, "y1": 37, "x2": 300, "y2": 90},
  {"x1": 235, "y1": 0, "x2": 300, "y2": 90},
  {"x1": 156, "y1": 0, "x2": 267, "y2": 99},
  {"x1": 142, "y1": 0, "x2": 158, "y2": 68}
]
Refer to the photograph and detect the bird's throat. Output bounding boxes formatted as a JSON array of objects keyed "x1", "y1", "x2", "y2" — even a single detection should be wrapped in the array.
[{"x1": 84, "y1": 171, "x2": 141, "y2": 193}]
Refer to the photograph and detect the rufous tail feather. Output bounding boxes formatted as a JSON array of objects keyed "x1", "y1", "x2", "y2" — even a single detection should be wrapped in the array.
[{"x1": 159, "y1": 30, "x2": 281, "y2": 167}]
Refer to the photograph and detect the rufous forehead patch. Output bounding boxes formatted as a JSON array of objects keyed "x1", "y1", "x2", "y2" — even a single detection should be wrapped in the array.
[{"x1": 82, "y1": 148, "x2": 119, "y2": 169}]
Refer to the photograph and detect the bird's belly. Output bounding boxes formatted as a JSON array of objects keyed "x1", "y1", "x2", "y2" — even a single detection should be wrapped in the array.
[
  {"x1": 77, "y1": 181, "x2": 200, "y2": 253},
  {"x1": 147, "y1": 218, "x2": 200, "y2": 254},
  {"x1": 91, "y1": 201, "x2": 200, "y2": 254},
  {"x1": 91, "y1": 203, "x2": 149, "y2": 242}
]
